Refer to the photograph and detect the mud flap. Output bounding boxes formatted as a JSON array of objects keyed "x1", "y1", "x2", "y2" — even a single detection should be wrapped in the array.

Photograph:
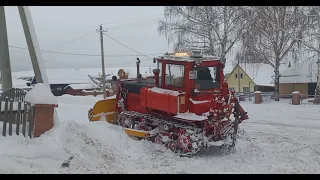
[{"x1": 88, "y1": 98, "x2": 117, "y2": 124}]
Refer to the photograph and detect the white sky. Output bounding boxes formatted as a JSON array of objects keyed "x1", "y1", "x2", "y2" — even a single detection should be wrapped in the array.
[
  {"x1": 3, "y1": 6, "x2": 238, "y2": 72},
  {"x1": 4, "y1": 6, "x2": 173, "y2": 72}
]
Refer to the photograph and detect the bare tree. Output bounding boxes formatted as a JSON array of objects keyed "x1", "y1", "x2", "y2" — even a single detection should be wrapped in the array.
[
  {"x1": 158, "y1": 6, "x2": 254, "y2": 64},
  {"x1": 240, "y1": 6, "x2": 309, "y2": 101},
  {"x1": 298, "y1": 7, "x2": 320, "y2": 104}
]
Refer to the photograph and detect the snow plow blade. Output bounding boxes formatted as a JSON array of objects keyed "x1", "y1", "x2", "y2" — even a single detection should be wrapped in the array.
[
  {"x1": 88, "y1": 97, "x2": 117, "y2": 124},
  {"x1": 123, "y1": 128, "x2": 150, "y2": 138}
]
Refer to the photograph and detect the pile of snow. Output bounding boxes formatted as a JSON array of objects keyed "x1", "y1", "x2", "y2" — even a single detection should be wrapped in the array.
[{"x1": 25, "y1": 83, "x2": 57, "y2": 106}]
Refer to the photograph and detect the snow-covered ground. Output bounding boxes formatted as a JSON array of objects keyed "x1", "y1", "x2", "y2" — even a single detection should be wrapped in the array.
[{"x1": 0, "y1": 95, "x2": 319, "y2": 174}]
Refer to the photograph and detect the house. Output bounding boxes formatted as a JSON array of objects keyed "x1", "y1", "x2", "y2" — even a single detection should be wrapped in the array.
[
  {"x1": 64, "y1": 83, "x2": 96, "y2": 96},
  {"x1": 226, "y1": 63, "x2": 276, "y2": 93},
  {"x1": 277, "y1": 59, "x2": 317, "y2": 96},
  {"x1": 29, "y1": 69, "x2": 95, "y2": 96}
]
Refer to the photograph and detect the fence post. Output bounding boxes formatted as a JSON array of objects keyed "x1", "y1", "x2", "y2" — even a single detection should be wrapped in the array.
[
  {"x1": 2, "y1": 97, "x2": 9, "y2": 136},
  {"x1": 16, "y1": 101, "x2": 22, "y2": 135},
  {"x1": 254, "y1": 91, "x2": 262, "y2": 104},
  {"x1": 8, "y1": 98, "x2": 13, "y2": 136},
  {"x1": 22, "y1": 103, "x2": 28, "y2": 137},
  {"x1": 292, "y1": 91, "x2": 301, "y2": 105}
]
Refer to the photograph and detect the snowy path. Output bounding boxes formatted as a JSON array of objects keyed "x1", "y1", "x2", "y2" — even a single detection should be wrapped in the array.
[{"x1": 0, "y1": 95, "x2": 319, "y2": 173}]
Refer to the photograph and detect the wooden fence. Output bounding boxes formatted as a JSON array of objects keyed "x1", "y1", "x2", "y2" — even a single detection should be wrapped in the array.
[
  {"x1": 1, "y1": 88, "x2": 27, "y2": 102},
  {"x1": 0, "y1": 88, "x2": 34, "y2": 138}
]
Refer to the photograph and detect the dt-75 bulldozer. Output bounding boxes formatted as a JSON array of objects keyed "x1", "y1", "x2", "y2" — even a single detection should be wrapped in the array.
[{"x1": 88, "y1": 50, "x2": 248, "y2": 156}]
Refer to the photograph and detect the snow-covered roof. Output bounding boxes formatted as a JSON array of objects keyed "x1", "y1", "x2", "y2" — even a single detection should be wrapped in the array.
[
  {"x1": 238, "y1": 63, "x2": 276, "y2": 87},
  {"x1": 65, "y1": 83, "x2": 95, "y2": 90},
  {"x1": 277, "y1": 59, "x2": 317, "y2": 83}
]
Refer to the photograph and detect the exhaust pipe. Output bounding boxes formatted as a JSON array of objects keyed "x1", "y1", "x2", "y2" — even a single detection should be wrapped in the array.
[{"x1": 136, "y1": 58, "x2": 141, "y2": 80}]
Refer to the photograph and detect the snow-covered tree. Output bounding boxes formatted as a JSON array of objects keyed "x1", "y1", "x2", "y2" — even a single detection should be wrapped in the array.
[
  {"x1": 239, "y1": 6, "x2": 309, "y2": 101},
  {"x1": 298, "y1": 7, "x2": 320, "y2": 104},
  {"x1": 158, "y1": 6, "x2": 254, "y2": 64}
]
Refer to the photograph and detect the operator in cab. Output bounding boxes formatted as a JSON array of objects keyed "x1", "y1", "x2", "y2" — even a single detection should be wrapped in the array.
[{"x1": 195, "y1": 66, "x2": 219, "y2": 90}]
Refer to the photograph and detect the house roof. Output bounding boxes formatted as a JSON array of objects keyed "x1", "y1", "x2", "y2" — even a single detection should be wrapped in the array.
[
  {"x1": 277, "y1": 59, "x2": 317, "y2": 83},
  {"x1": 65, "y1": 83, "x2": 95, "y2": 90},
  {"x1": 228, "y1": 63, "x2": 285, "y2": 87},
  {"x1": 240, "y1": 63, "x2": 276, "y2": 86}
]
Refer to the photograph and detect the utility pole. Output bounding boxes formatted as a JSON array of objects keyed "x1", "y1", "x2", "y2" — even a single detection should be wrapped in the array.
[
  {"x1": 97, "y1": 24, "x2": 107, "y2": 99},
  {"x1": 18, "y1": 6, "x2": 58, "y2": 125},
  {"x1": 237, "y1": 55, "x2": 241, "y2": 93},
  {"x1": 0, "y1": 6, "x2": 13, "y2": 91},
  {"x1": 18, "y1": 6, "x2": 49, "y2": 87}
]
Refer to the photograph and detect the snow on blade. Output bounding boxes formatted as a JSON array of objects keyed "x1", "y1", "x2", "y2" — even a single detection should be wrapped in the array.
[{"x1": 25, "y1": 83, "x2": 57, "y2": 106}]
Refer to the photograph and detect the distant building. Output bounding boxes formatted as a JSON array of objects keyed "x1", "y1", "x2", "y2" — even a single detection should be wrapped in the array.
[
  {"x1": 64, "y1": 84, "x2": 95, "y2": 96},
  {"x1": 277, "y1": 59, "x2": 317, "y2": 96},
  {"x1": 226, "y1": 63, "x2": 277, "y2": 93},
  {"x1": 30, "y1": 69, "x2": 94, "y2": 96}
]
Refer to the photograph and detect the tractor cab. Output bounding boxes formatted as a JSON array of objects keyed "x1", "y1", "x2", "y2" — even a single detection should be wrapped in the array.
[{"x1": 155, "y1": 50, "x2": 225, "y2": 98}]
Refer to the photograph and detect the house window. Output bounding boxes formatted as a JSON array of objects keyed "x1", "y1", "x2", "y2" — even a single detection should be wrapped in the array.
[
  {"x1": 235, "y1": 74, "x2": 238, "y2": 78},
  {"x1": 243, "y1": 87, "x2": 249, "y2": 93},
  {"x1": 240, "y1": 73, "x2": 243, "y2": 78}
]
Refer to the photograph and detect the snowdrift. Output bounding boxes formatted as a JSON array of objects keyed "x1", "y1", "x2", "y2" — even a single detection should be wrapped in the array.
[{"x1": 0, "y1": 95, "x2": 319, "y2": 174}]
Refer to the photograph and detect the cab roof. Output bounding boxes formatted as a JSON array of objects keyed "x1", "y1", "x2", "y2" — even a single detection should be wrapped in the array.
[{"x1": 156, "y1": 52, "x2": 221, "y2": 62}]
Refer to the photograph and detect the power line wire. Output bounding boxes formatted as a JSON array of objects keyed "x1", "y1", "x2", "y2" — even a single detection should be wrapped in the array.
[
  {"x1": 107, "y1": 19, "x2": 160, "y2": 30},
  {"x1": 102, "y1": 13, "x2": 163, "y2": 26},
  {"x1": 41, "y1": 57, "x2": 154, "y2": 66},
  {"x1": 46, "y1": 31, "x2": 96, "y2": 49},
  {"x1": 102, "y1": 33, "x2": 154, "y2": 59},
  {"x1": 9, "y1": 45, "x2": 162, "y2": 57}
]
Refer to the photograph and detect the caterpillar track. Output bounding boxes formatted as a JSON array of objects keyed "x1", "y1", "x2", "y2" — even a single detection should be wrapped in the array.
[{"x1": 118, "y1": 110, "x2": 239, "y2": 157}]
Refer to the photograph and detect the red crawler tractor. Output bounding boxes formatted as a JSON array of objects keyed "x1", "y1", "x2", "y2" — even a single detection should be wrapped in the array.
[{"x1": 89, "y1": 50, "x2": 248, "y2": 156}]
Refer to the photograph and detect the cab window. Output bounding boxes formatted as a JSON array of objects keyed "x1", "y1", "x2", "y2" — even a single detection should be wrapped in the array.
[
  {"x1": 165, "y1": 64, "x2": 184, "y2": 88},
  {"x1": 194, "y1": 66, "x2": 220, "y2": 90}
]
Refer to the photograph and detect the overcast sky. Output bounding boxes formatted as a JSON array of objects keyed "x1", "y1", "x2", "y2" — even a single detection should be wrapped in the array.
[{"x1": 4, "y1": 6, "x2": 172, "y2": 72}]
